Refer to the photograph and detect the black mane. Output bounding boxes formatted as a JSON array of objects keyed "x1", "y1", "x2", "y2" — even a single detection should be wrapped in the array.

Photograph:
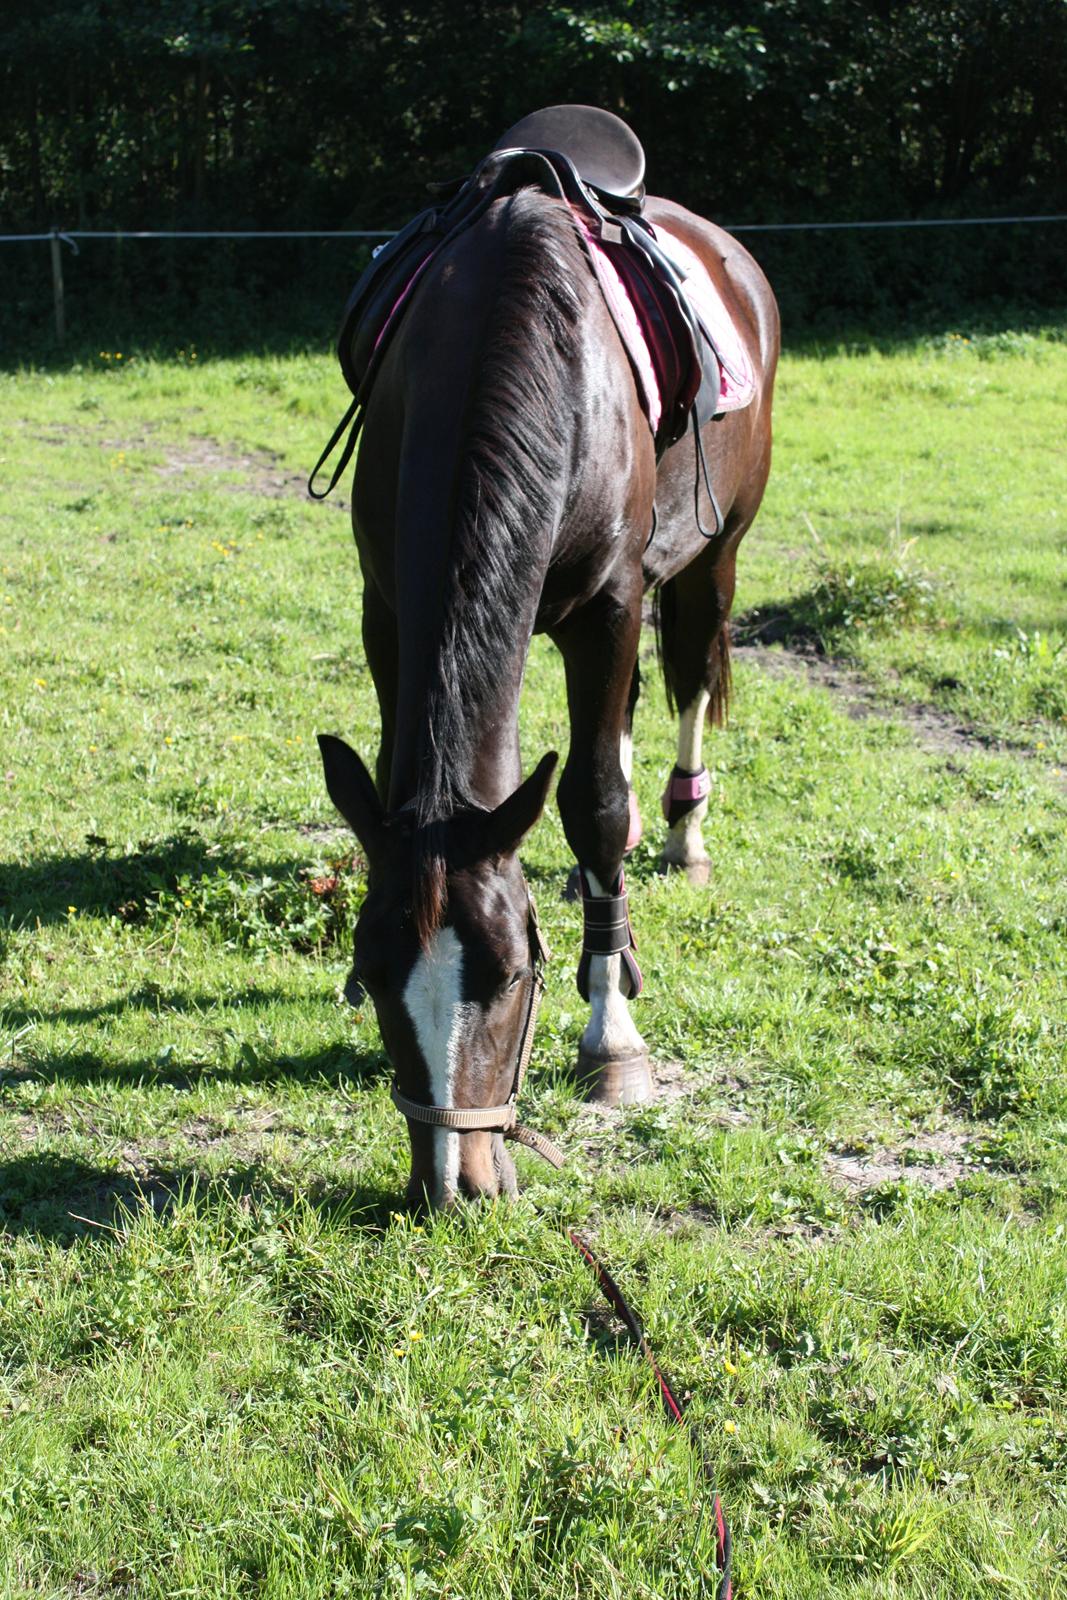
[{"x1": 412, "y1": 189, "x2": 588, "y2": 938}]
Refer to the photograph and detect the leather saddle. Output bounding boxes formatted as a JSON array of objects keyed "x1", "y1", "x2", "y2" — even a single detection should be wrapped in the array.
[
  {"x1": 492, "y1": 104, "x2": 646, "y2": 211},
  {"x1": 309, "y1": 105, "x2": 723, "y2": 501}
]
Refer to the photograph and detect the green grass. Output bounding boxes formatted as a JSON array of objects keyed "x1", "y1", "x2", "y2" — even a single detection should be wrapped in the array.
[
  {"x1": 2, "y1": 330, "x2": 1066, "y2": 1598},
  {"x1": 747, "y1": 324, "x2": 1067, "y2": 759}
]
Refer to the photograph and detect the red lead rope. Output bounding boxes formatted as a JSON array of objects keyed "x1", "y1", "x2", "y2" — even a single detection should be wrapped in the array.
[{"x1": 566, "y1": 1228, "x2": 733, "y2": 1600}]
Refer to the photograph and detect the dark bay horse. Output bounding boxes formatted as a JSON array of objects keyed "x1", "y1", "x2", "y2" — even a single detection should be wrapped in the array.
[{"x1": 319, "y1": 175, "x2": 778, "y2": 1208}]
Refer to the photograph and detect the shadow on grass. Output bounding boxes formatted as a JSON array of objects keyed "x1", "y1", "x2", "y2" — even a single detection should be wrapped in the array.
[
  {"x1": 0, "y1": 1151, "x2": 399, "y2": 1244},
  {"x1": 5, "y1": 285, "x2": 1064, "y2": 376},
  {"x1": 732, "y1": 599, "x2": 824, "y2": 652},
  {"x1": 4, "y1": 1040, "x2": 390, "y2": 1091},
  {"x1": 0, "y1": 833, "x2": 327, "y2": 928},
  {"x1": 1, "y1": 983, "x2": 301, "y2": 1028}
]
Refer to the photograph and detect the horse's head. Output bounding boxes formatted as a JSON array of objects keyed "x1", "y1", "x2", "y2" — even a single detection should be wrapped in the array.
[{"x1": 318, "y1": 735, "x2": 558, "y2": 1208}]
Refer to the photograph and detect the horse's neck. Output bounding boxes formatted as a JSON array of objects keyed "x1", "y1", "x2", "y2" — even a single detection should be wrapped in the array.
[
  {"x1": 390, "y1": 580, "x2": 538, "y2": 816},
  {"x1": 386, "y1": 431, "x2": 551, "y2": 816},
  {"x1": 381, "y1": 191, "x2": 589, "y2": 817}
]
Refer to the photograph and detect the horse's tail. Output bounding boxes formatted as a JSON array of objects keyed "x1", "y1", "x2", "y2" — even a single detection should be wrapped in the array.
[{"x1": 653, "y1": 580, "x2": 732, "y2": 727}]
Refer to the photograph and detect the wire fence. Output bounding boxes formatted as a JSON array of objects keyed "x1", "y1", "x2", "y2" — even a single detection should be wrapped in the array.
[{"x1": 4, "y1": 214, "x2": 1066, "y2": 343}]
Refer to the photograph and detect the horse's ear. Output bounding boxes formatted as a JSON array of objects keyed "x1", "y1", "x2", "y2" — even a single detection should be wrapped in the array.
[
  {"x1": 484, "y1": 752, "x2": 558, "y2": 859},
  {"x1": 317, "y1": 734, "x2": 386, "y2": 863}
]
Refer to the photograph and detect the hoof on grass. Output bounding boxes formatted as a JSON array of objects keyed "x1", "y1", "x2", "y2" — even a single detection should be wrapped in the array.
[
  {"x1": 656, "y1": 856, "x2": 711, "y2": 887},
  {"x1": 577, "y1": 1048, "x2": 654, "y2": 1106}
]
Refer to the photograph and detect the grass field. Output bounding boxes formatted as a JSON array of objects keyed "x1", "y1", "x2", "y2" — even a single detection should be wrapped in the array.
[{"x1": 1, "y1": 325, "x2": 1066, "y2": 1599}]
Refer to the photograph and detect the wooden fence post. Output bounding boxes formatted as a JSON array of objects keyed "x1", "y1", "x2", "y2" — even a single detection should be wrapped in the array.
[{"x1": 49, "y1": 227, "x2": 65, "y2": 345}]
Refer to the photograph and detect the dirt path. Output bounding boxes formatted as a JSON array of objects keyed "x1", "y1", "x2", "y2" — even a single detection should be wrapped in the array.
[{"x1": 733, "y1": 636, "x2": 1067, "y2": 791}]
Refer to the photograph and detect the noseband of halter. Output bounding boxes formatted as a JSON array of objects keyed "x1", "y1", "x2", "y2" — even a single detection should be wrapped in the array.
[{"x1": 388, "y1": 891, "x2": 566, "y2": 1170}]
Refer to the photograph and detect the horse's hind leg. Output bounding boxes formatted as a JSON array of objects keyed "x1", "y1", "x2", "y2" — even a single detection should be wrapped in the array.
[
  {"x1": 553, "y1": 593, "x2": 652, "y2": 1106},
  {"x1": 657, "y1": 541, "x2": 739, "y2": 884}
]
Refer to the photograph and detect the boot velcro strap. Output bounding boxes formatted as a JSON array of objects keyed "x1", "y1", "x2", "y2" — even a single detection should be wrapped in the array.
[
  {"x1": 581, "y1": 893, "x2": 633, "y2": 956},
  {"x1": 576, "y1": 872, "x2": 642, "y2": 1001},
  {"x1": 662, "y1": 764, "x2": 711, "y2": 826}
]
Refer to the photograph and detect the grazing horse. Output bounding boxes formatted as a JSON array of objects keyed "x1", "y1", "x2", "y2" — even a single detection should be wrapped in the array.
[{"x1": 318, "y1": 128, "x2": 778, "y2": 1209}]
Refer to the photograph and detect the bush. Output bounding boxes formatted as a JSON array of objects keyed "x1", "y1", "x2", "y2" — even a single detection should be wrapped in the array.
[{"x1": 806, "y1": 532, "x2": 941, "y2": 640}]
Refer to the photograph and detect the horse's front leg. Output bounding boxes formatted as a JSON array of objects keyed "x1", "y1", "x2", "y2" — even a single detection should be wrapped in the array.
[{"x1": 553, "y1": 594, "x2": 653, "y2": 1107}]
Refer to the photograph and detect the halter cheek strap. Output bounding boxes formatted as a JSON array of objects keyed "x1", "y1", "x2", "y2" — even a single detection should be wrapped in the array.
[{"x1": 389, "y1": 890, "x2": 565, "y2": 1169}]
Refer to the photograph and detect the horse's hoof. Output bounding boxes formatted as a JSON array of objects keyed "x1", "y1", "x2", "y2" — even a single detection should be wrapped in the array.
[
  {"x1": 657, "y1": 856, "x2": 711, "y2": 886},
  {"x1": 562, "y1": 864, "x2": 582, "y2": 901},
  {"x1": 577, "y1": 1048, "x2": 654, "y2": 1106}
]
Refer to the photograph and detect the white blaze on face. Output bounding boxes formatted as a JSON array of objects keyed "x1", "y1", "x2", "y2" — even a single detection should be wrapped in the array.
[{"x1": 402, "y1": 926, "x2": 473, "y2": 1205}]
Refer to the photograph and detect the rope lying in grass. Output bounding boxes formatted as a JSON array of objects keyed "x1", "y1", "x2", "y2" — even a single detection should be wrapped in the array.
[{"x1": 566, "y1": 1228, "x2": 732, "y2": 1600}]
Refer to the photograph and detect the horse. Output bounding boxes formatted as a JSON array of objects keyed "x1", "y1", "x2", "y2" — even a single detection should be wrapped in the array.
[{"x1": 317, "y1": 123, "x2": 778, "y2": 1209}]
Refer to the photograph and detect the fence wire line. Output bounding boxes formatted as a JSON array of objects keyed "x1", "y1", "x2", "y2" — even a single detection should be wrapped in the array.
[{"x1": 2, "y1": 213, "x2": 1067, "y2": 246}]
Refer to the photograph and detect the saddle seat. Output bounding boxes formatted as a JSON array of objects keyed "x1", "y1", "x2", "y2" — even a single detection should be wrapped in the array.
[
  {"x1": 492, "y1": 104, "x2": 645, "y2": 211},
  {"x1": 309, "y1": 107, "x2": 748, "y2": 504}
]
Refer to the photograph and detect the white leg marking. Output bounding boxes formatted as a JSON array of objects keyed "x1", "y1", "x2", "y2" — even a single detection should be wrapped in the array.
[
  {"x1": 619, "y1": 730, "x2": 634, "y2": 784},
  {"x1": 677, "y1": 689, "x2": 710, "y2": 771},
  {"x1": 580, "y1": 869, "x2": 646, "y2": 1061},
  {"x1": 661, "y1": 691, "x2": 711, "y2": 869},
  {"x1": 402, "y1": 927, "x2": 473, "y2": 1205}
]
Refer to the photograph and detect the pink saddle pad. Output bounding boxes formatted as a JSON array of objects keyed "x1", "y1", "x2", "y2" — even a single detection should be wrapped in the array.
[
  {"x1": 653, "y1": 226, "x2": 757, "y2": 412},
  {"x1": 584, "y1": 221, "x2": 757, "y2": 433}
]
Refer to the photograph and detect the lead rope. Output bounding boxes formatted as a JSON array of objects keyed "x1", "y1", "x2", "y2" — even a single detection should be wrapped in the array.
[
  {"x1": 387, "y1": 890, "x2": 731, "y2": 1594},
  {"x1": 566, "y1": 1228, "x2": 733, "y2": 1600}
]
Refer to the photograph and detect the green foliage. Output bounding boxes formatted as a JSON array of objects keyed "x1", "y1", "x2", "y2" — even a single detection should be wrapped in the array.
[
  {"x1": 2, "y1": 1, "x2": 1066, "y2": 340},
  {"x1": 804, "y1": 532, "x2": 943, "y2": 641},
  {"x1": 154, "y1": 857, "x2": 364, "y2": 955}
]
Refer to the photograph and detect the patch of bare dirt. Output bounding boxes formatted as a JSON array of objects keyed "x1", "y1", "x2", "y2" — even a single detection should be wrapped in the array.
[
  {"x1": 177, "y1": 1107, "x2": 280, "y2": 1154},
  {"x1": 662, "y1": 1202, "x2": 840, "y2": 1247},
  {"x1": 574, "y1": 1060, "x2": 750, "y2": 1168},
  {"x1": 824, "y1": 1127, "x2": 972, "y2": 1195},
  {"x1": 157, "y1": 436, "x2": 325, "y2": 502},
  {"x1": 156, "y1": 432, "x2": 326, "y2": 499}
]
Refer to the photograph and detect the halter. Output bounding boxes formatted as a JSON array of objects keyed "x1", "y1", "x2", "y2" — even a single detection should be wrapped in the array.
[{"x1": 388, "y1": 889, "x2": 565, "y2": 1169}]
